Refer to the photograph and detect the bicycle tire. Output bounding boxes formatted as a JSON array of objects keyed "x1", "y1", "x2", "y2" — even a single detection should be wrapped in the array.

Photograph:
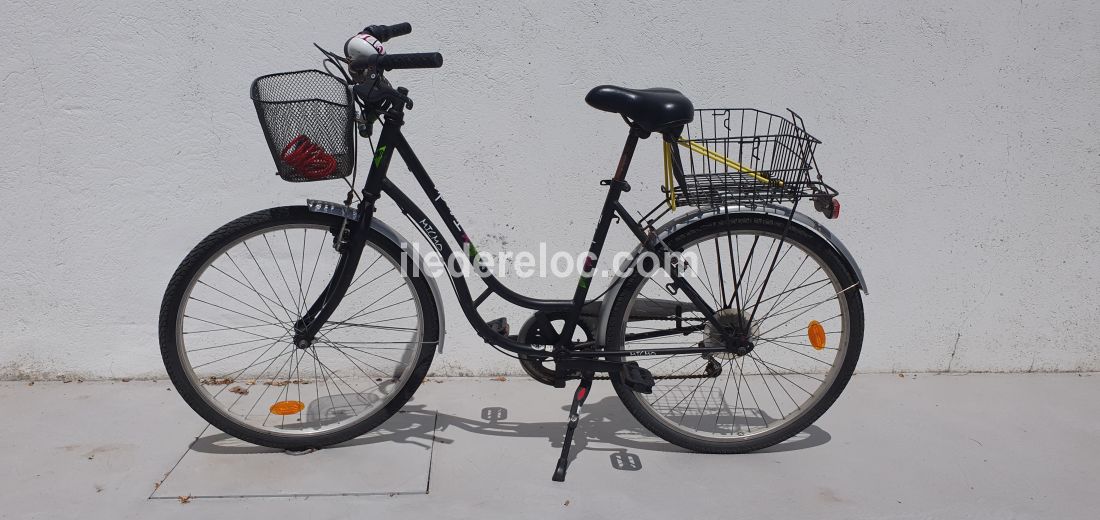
[
  {"x1": 606, "y1": 213, "x2": 863, "y2": 453},
  {"x1": 159, "y1": 206, "x2": 439, "y2": 450}
]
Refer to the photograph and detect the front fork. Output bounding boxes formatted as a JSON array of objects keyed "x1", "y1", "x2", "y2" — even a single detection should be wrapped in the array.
[{"x1": 292, "y1": 213, "x2": 372, "y2": 347}]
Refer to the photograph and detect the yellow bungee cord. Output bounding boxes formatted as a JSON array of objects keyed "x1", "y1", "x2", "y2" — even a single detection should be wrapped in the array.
[
  {"x1": 663, "y1": 141, "x2": 677, "y2": 211},
  {"x1": 663, "y1": 140, "x2": 782, "y2": 210}
]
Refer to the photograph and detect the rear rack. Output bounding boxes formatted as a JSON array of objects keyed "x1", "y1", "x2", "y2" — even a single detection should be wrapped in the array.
[{"x1": 664, "y1": 108, "x2": 836, "y2": 208}]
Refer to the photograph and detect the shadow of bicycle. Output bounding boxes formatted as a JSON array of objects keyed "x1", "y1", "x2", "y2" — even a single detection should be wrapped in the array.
[
  {"x1": 188, "y1": 392, "x2": 830, "y2": 472},
  {"x1": 436, "y1": 396, "x2": 830, "y2": 470}
]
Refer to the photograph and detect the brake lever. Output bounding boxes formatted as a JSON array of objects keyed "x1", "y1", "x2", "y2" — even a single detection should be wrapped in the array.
[{"x1": 396, "y1": 86, "x2": 413, "y2": 109}]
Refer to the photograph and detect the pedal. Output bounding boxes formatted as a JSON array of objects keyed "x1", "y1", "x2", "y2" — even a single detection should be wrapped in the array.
[
  {"x1": 486, "y1": 317, "x2": 510, "y2": 336},
  {"x1": 620, "y1": 361, "x2": 655, "y2": 394},
  {"x1": 703, "y1": 355, "x2": 723, "y2": 378}
]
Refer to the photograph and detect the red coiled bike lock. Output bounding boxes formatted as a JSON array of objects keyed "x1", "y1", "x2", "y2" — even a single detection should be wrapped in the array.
[{"x1": 280, "y1": 135, "x2": 337, "y2": 180}]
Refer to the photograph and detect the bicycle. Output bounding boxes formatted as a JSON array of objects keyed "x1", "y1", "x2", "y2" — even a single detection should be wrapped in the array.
[{"x1": 159, "y1": 22, "x2": 869, "y2": 482}]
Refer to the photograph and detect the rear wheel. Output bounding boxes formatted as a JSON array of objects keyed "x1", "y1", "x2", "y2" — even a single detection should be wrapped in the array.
[
  {"x1": 606, "y1": 213, "x2": 863, "y2": 453},
  {"x1": 159, "y1": 206, "x2": 439, "y2": 449}
]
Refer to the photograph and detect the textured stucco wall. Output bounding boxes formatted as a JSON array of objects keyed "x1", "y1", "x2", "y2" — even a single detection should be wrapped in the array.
[{"x1": 1, "y1": 1, "x2": 1097, "y2": 378}]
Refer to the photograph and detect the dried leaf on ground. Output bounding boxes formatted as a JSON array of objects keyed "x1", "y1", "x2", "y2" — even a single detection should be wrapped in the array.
[
  {"x1": 228, "y1": 386, "x2": 249, "y2": 395},
  {"x1": 492, "y1": 376, "x2": 507, "y2": 382},
  {"x1": 178, "y1": 495, "x2": 191, "y2": 504},
  {"x1": 200, "y1": 377, "x2": 235, "y2": 385},
  {"x1": 264, "y1": 379, "x2": 310, "y2": 387}
]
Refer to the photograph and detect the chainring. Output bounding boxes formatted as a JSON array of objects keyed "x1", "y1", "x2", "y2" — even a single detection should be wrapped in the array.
[{"x1": 516, "y1": 313, "x2": 596, "y2": 386}]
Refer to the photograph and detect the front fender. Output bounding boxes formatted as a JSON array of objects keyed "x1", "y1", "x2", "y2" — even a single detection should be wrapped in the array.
[{"x1": 595, "y1": 205, "x2": 868, "y2": 347}]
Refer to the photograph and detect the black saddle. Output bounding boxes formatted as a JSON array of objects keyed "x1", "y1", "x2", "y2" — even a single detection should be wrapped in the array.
[{"x1": 585, "y1": 85, "x2": 694, "y2": 133}]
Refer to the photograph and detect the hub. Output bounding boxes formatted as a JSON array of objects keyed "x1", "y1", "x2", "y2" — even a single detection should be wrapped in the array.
[{"x1": 702, "y1": 308, "x2": 759, "y2": 359}]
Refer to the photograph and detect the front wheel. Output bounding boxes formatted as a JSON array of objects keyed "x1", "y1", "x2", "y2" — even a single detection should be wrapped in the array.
[
  {"x1": 606, "y1": 213, "x2": 864, "y2": 453},
  {"x1": 158, "y1": 206, "x2": 439, "y2": 450}
]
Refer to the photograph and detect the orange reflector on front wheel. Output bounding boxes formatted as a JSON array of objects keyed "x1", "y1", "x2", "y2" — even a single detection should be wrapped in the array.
[
  {"x1": 807, "y1": 320, "x2": 826, "y2": 350},
  {"x1": 270, "y1": 400, "x2": 305, "y2": 416}
]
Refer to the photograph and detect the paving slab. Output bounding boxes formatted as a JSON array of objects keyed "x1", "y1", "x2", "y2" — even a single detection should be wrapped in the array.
[{"x1": 151, "y1": 410, "x2": 437, "y2": 499}]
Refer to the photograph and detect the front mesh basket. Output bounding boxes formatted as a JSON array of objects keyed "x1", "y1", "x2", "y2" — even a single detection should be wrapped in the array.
[{"x1": 251, "y1": 70, "x2": 355, "y2": 182}]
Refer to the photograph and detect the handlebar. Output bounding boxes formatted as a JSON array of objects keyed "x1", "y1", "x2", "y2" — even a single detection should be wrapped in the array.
[
  {"x1": 353, "y1": 52, "x2": 444, "y2": 71},
  {"x1": 350, "y1": 22, "x2": 444, "y2": 71},
  {"x1": 362, "y1": 22, "x2": 412, "y2": 42}
]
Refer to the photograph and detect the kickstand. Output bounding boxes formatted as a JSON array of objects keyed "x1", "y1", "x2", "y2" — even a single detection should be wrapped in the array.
[{"x1": 552, "y1": 373, "x2": 593, "y2": 482}]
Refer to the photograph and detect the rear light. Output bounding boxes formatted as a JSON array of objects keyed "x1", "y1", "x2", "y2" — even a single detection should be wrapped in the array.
[{"x1": 814, "y1": 196, "x2": 840, "y2": 219}]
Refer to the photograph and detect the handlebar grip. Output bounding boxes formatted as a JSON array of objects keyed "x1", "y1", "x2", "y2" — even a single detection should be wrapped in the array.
[
  {"x1": 363, "y1": 22, "x2": 412, "y2": 42},
  {"x1": 373, "y1": 52, "x2": 444, "y2": 70}
]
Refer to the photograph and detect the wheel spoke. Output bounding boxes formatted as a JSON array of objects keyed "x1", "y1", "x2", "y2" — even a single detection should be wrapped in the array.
[
  {"x1": 242, "y1": 242, "x2": 298, "y2": 322},
  {"x1": 262, "y1": 234, "x2": 302, "y2": 317}
]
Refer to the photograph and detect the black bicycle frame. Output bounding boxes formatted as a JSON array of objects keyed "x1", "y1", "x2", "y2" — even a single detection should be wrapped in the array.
[{"x1": 295, "y1": 103, "x2": 727, "y2": 366}]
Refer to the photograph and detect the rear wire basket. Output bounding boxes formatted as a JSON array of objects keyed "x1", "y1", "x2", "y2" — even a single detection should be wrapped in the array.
[
  {"x1": 666, "y1": 108, "x2": 836, "y2": 208},
  {"x1": 251, "y1": 70, "x2": 356, "y2": 182}
]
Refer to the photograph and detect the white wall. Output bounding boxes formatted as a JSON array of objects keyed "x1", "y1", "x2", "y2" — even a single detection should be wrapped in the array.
[{"x1": 1, "y1": 1, "x2": 1097, "y2": 378}]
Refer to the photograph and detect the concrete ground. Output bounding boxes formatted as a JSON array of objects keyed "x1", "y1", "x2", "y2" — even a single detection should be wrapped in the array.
[{"x1": 1, "y1": 373, "x2": 1097, "y2": 519}]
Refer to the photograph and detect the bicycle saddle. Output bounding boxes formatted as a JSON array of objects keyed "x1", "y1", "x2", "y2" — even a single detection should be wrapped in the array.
[{"x1": 585, "y1": 85, "x2": 694, "y2": 133}]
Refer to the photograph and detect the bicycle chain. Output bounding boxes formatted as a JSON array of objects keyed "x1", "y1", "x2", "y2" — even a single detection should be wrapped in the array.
[
  {"x1": 590, "y1": 373, "x2": 718, "y2": 381},
  {"x1": 596, "y1": 317, "x2": 712, "y2": 380},
  {"x1": 530, "y1": 315, "x2": 715, "y2": 381}
]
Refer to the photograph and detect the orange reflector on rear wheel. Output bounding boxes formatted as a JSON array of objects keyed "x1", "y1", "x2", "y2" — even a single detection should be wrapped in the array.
[
  {"x1": 270, "y1": 400, "x2": 305, "y2": 416},
  {"x1": 807, "y1": 320, "x2": 826, "y2": 350}
]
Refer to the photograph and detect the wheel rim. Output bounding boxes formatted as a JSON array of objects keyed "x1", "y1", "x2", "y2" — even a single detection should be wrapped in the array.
[
  {"x1": 174, "y1": 222, "x2": 426, "y2": 438},
  {"x1": 619, "y1": 225, "x2": 852, "y2": 443}
]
